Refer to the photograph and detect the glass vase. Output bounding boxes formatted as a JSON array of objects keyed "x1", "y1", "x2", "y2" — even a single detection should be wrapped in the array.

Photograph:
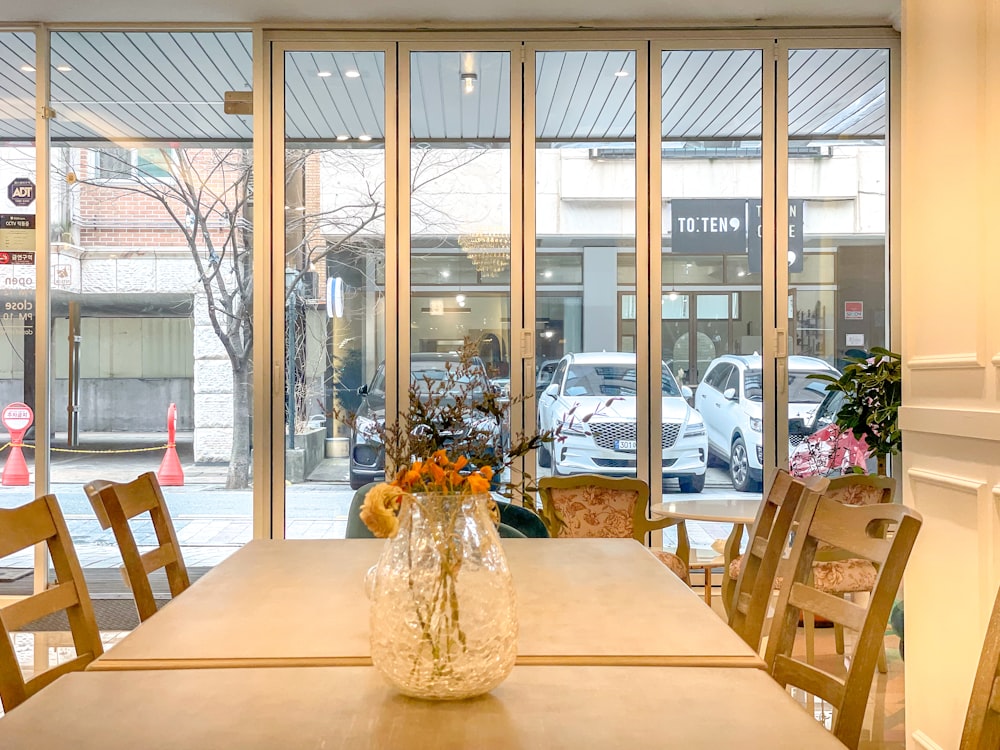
[{"x1": 368, "y1": 491, "x2": 518, "y2": 700}]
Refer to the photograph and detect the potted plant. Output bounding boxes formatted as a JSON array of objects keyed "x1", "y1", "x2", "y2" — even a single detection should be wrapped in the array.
[{"x1": 807, "y1": 347, "x2": 902, "y2": 476}]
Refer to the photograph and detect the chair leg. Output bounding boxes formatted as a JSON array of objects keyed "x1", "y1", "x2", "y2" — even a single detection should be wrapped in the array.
[
  {"x1": 877, "y1": 643, "x2": 888, "y2": 674},
  {"x1": 834, "y1": 623, "x2": 845, "y2": 655},
  {"x1": 804, "y1": 610, "x2": 816, "y2": 664}
]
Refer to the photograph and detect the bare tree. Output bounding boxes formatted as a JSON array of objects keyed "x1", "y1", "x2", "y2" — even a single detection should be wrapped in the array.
[{"x1": 65, "y1": 144, "x2": 486, "y2": 489}]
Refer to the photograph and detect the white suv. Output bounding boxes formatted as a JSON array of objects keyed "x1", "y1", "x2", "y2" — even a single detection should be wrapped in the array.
[
  {"x1": 537, "y1": 352, "x2": 708, "y2": 492},
  {"x1": 696, "y1": 354, "x2": 839, "y2": 491}
]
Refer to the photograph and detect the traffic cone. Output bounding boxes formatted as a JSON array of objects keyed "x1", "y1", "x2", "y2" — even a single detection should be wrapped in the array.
[
  {"x1": 2, "y1": 443, "x2": 29, "y2": 486},
  {"x1": 157, "y1": 444, "x2": 184, "y2": 486},
  {"x1": 157, "y1": 403, "x2": 184, "y2": 486}
]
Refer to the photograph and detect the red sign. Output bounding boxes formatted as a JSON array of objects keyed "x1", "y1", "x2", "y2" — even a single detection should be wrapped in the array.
[
  {"x1": 844, "y1": 301, "x2": 864, "y2": 320},
  {"x1": 2, "y1": 403, "x2": 32, "y2": 434}
]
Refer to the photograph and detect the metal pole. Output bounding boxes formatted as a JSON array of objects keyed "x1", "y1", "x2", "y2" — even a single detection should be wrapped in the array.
[{"x1": 67, "y1": 300, "x2": 80, "y2": 446}]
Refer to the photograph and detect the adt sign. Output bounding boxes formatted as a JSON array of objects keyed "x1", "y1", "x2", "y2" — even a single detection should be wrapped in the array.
[{"x1": 7, "y1": 177, "x2": 35, "y2": 207}]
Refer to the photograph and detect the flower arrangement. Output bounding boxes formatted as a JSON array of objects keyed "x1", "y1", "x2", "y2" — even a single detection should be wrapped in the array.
[
  {"x1": 338, "y1": 337, "x2": 559, "y2": 509},
  {"x1": 808, "y1": 347, "x2": 902, "y2": 475},
  {"x1": 360, "y1": 451, "x2": 494, "y2": 538}
]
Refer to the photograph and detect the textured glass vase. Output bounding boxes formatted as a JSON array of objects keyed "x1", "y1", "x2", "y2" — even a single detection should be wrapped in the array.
[{"x1": 368, "y1": 492, "x2": 518, "y2": 700}]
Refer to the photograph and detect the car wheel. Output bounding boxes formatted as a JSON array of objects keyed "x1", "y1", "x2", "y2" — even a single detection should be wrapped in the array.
[
  {"x1": 678, "y1": 473, "x2": 705, "y2": 493},
  {"x1": 730, "y1": 436, "x2": 753, "y2": 492}
]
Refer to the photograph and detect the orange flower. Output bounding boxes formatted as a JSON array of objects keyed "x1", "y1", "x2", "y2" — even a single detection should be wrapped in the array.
[{"x1": 360, "y1": 483, "x2": 405, "y2": 538}]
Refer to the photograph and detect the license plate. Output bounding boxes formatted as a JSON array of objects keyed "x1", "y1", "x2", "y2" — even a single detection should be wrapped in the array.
[{"x1": 614, "y1": 439, "x2": 637, "y2": 451}]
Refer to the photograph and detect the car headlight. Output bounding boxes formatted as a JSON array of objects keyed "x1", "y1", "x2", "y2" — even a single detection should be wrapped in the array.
[
  {"x1": 558, "y1": 413, "x2": 589, "y2": 436},
  {"x1": 355, "y1": 416, "x2": 383, "y2": 443},
  {"x1": 749, "y1": 417, "x2": 763, "y2": 433},
  {"x1": 683, "y1": 417, "x2": 705, "y2": 437}
]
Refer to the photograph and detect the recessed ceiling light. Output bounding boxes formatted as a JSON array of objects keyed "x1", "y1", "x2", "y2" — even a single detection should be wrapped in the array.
[
  {"x1": 56, "y1": 65, "x2": 72, "y2": 73},
  {"x1": 19, "y1": 65, "x2": 34, "y2": 73},
  {"x1": 345, "y1": 70, "x2": 361, "y2": 79},
  {"x1": 317, "y1": 71, "x2": 332, "y2": 78},
  {"x1": 614, "y1": 70, "x2": 629, "y2": 77},
  {"x1": 336, "y1": 134, "x2": 349, "y2": 141},
  {"x1": 358, "y1": 134, "x2": 372, "y2": 142}
]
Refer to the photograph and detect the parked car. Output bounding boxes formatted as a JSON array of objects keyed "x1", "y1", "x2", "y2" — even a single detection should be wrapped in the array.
[
  {"x1": 535, "y1": 359, "x2": 560, "y2": 398},
  {"x1": 536, "y1": 351, "x2": 707, "y2": 492},
  {"x1": 788, "y1": 388, "x2": 872, "y2": 477},
  {"x1": 349, "y1": 353, "x2": 499, "y2": 490},
  {"x1": 696, "y1": 354, "x2": 839, "y2": 492}
]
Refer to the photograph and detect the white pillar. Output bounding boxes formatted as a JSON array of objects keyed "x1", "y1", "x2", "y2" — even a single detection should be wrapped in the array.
[{"x1": 901, "y1": 2, "x2": 1000, "y2": 747}]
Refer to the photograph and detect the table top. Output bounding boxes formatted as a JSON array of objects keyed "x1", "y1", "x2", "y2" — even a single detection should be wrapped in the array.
[
  {"x1": 651, "y1": 497, "x2": 761, "y2": 524},
  {"x1": 0, "y1": 666, "x2": 846, "y2": 749},
  {"x1": 90, "y1": 538, "x2": 763, "y2": 670}
]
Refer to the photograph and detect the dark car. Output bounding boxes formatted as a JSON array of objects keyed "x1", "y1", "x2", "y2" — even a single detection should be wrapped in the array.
[{"x1": 348, "y1": 353, "x2": 498, "y2": 489}]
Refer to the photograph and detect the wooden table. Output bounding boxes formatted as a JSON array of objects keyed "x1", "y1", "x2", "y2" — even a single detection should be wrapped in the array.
[
  {"x1": 651, "y1": 498, "x2": 761, "y2": 613},
  {"x1": 90, "y1": 538, "x2": 763, "y2": 670},
  {"x1": 0, "y1": 666, "x2": 847, "y2": 749}
]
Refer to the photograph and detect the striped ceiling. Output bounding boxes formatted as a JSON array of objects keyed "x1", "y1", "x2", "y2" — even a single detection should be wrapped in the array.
[{"x1": 0, "y1": 31, "x2": 888, "y2": 144}]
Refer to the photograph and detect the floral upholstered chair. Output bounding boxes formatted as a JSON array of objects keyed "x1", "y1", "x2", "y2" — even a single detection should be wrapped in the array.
[{"x1": 537, "y1": 474, "x2": 689, "y2": 582}]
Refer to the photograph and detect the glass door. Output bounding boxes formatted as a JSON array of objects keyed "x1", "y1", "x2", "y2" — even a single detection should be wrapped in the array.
[
  {"x1": 401, "y1": 46, "x2": 518, "y2": 486},
  {"x1": 658, "y1": 46, "x2": 766, "y2": 495},
  {"x1": 278, "y1": 45, "x2": 392, "y2": 538}
]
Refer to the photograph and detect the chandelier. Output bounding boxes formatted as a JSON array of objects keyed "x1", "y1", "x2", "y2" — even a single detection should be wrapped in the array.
[{"x1": 458, "y1": 232, "x2": 510, "y2": 278}]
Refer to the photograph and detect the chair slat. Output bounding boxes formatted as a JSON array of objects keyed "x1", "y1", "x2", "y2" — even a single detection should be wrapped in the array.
[
  {"x1": 787, "y1": 582, "x2": 867, "y2": 633},
  {"x1": 807, "y1": 500, "x2": 901, "y2": 560},
  {"x1": 0, "y1": 582, "x2": 79, "y2": 632},
  {"x1": 0, "y1": 505, "x2": 56, "y2": 559},
  {"x1": 960, "y1": 585, "x2": 1000, "y2": 749},
  {"x1": 772, "y1": 653, "x2": 846, "y2": 708}
]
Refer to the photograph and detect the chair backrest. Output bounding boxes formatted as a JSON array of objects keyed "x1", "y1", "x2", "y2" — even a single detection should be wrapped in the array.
[
  {"x1": 496, "y1": 499, "x2": 550, "y2": 538},
  {"x1": 960, "y1": 584, "x2": 1000, "y2": 749},
  {"x1": 763, "y1": 491, "x2": 922, "y2": 750},
  {"x1": 346, "y1": 482, "x2": 379, "y2": 539},
  {"x1": 818, "y1": 474, "x2": 897, "y2": 562},
  {"x1": 537, "y1": 474, "x2": 652, "y2": 542},
  {"x1": 728, "y1": 471, "x2": 829, "y2": 651},
  {"x1": 0, "y1": 495, "x2": 104, "y2": 712},
  {"x1": 83, "y1": 472, "x2": 190, "y2": 623}
]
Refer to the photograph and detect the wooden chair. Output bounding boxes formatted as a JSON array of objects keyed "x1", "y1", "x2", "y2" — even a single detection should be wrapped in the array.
[
  {"x1": 728, "y1": 471, "x2": 828, "y2": 652},
  {"x1": 83, "y1": 472, "x2": 190, "y2": 623},
  {"x1": 537, "y1": 474, "x2": 689, "y2": 582},
  {"x1": 805, "y1": 474, "x2": 897, "y2": 672},
  {"x1": 763, "y1": 490, "x2": 922, "y2": 750},
  {"x1": 960, "y1": 583, "x2": 1000, "y2": 748},
  {"x1": 0, "y1": 495, "x2": 104, "y2": 712}
]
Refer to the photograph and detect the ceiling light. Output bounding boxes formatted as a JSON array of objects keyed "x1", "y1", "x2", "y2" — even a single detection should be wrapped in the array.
[
  {"x1": 455, "y1": 293, "x2": 466, "y2": 307},
  {"x1": 460, "y1": 72, "x2": 477, "y2": 95},
  {"x1": 317, "y1": 71, "x2": 332, "y2": 78},
  {"x1": 19, "y1": 65, "x2": 34, "y2": 73},
  {"x1": 56, "y1": 65, "x2": 72, "y2": 72},
  {"x1": 345, "y1": 70, "x2": 361, "y2": 79},
  {"x1": 441, "y1": 270, "x2": 450, "y2": 278},
  {"x1": 458, "y1": 233, "x2": 510, "y2": 278},
  {"x1": 358, "y1": 134, "x2": 372, "y2": 142},
  {"x1": 614, "y1": 69, "x2": 629, "y2": 77},
  {"x1": 543, "y1": 270, "x2": 552, "y2": 278},
  {"x1": 336, "y1": 134, "x2": 349, "y2": 141}
]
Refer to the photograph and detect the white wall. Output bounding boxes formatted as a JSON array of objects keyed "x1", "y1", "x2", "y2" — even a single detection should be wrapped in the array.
[{"x1": 901, "y1": 2, "x2": 1000, "y2": 748}]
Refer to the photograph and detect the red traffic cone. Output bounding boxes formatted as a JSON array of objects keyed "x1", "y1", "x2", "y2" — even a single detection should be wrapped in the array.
[{"x1": 157, "y1": 403, "x2": 184, "y2": 486}]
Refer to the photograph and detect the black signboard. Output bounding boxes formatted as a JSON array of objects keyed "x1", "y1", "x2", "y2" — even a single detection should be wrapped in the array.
[
  {"x1": 671, "y1": 199, "x2": 747, "y2": 254},
  {"x1": 748, "y1": 199, "x2": 804, "y2": 273}
]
